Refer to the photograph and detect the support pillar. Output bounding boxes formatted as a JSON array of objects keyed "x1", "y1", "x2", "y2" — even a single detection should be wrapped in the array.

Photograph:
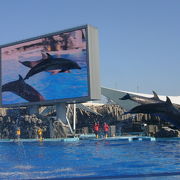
[
  {"x1": 49, "y1": 118, "x2": 54, "y2": 138},
  {"x1": 56, "y1": 103, "x2": 74, "y2": 136},
  {"x1": 73, "y1": 104, "x2": 76, "y2": 132},
  {"x1": 56, "y1": 103, "x2": 67, "y2": 124}
]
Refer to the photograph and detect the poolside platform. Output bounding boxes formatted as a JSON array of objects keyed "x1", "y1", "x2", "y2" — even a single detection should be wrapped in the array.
[
  {"x1": 79, "y1": 134, "x2": 156, "y2": 141},
  {"x1": 1, "y1": 135, "x2": 180, "y2": 143},
  {"x1": 0, "y1": 137, "x2": 79, "y2": 143}
]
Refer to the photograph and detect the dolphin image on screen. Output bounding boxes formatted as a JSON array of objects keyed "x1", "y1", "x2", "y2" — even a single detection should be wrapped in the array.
[
  {"x1": 2, "y1": 75, "x2": 45, "y2": 102},
  {"x1": 23, "y1": 52, "x2": 81, "y2": 80},
  {"x1": 19, "y1": 58, "x2": 42, "y2": 68},
  {"x1": 120, "y1": 91, "x2": 162, "y2": 104},
  {"x1": 128, "y1": 97, "x2": 180, "y2": 128},
  {"x1": 19, "y1": 51, "x2": 49, "y2": 68}
]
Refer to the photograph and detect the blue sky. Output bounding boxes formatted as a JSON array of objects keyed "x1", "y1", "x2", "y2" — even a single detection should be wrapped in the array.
[{"x1": 0, "y1": 0, "x2": 180, "y2": 96}]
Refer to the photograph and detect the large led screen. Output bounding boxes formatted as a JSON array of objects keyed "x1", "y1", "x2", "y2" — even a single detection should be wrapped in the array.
[{"x1": 0, "y1": 25, "x2": 100, "y2": 106}]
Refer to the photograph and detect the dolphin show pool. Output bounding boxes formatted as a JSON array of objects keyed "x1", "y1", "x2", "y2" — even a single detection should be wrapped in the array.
[{"x1": 1, "y1": 137, "x2": 180, "y2": 180}]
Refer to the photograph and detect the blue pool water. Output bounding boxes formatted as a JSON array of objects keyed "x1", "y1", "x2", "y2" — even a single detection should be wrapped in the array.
[{"x1": 0, "y1": 139, "x2": 180, "y2": 179}]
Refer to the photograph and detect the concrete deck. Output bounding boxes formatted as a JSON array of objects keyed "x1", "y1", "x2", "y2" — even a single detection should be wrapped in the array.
[{"x1": 1, "y1": 135, "x2": 180, "y2": 143}]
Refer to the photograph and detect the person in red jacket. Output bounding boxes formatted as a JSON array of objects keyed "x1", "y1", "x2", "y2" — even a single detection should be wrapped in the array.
[
  {"x1": 103, "y1": 122, "x2": 109, "y2": 138},
  {"x1": 93, "y1": 122, "x2": 100, "y2": 138}
]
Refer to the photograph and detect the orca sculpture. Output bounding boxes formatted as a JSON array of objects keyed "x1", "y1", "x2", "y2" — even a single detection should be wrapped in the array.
[
  {"x1": 120, "y1": 91, "x2": 180, "y2": 109},
  {"x1": 128, "y1": 97, "x2": 180, "y2": 128},
  {"x1": 120, "y1": 91, "x2": 162, "y2": 104}
]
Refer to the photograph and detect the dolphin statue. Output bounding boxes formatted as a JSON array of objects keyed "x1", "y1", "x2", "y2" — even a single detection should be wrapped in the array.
[
  {"x1": 120, "y1": 91, "x2": 180, "y2": 109},
  {"x1": 24, "y1": 53, "x2": 81, "y2": 80},
  {"x1": 128, "y1": 97, "x2": 180, "y2": 128},
  {"x1": 2, "y1": 75, "x2": 45, "y2": 102},
  {"x1": 120, "y1": 91, "x2": 162, "y2": 104},
  {"x1": 128, "y1": 97, "x2": 173, "y2": 114}
]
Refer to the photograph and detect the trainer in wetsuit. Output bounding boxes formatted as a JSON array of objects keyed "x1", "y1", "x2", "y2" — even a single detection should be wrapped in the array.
[
  {"x1": 93, "y1": 122, "x2": 100, "y2": 139},
  {"x1": 103, "y1": 122, "x2": 109, "y2": 138}
]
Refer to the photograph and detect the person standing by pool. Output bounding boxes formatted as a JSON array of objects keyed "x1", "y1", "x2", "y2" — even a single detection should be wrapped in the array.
[
  {"x1": 37, "y1": 128, "x2": 43, "y2": 141},
  {"x1": 103, "y1": 122, "x2": 109, "y2": 138},
  {"x1": 93, "y1": 122, "x2": 100, "y2": 139},
  {"x1": 16, "y1": 127, "x2": 21, "y2": 140}
]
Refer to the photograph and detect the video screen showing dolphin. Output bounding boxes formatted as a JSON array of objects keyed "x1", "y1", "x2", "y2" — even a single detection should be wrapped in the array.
[
  {"x1": 0, "y1": 26, "x2": 98, "y2": 106},
  {"x1": 19, "y1": 51, "x2": 46, "y2": 68},
  {"x1": 2, "y1": 75, "x2": 45, "y2": 102},
  {"x1": 19, "y1": 51, "x2": 81, "y2": 79},
  {"x1": 23, "y1": 52, "x2": 81, "y2": 80}
]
